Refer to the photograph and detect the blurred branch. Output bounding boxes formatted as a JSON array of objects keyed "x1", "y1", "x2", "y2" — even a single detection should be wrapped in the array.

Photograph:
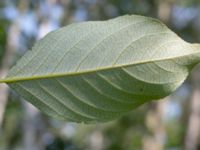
[
  {"x1": 23, "y1": 102, "x2": 45, "y2": 150},
  {"x1": 143, "y1": 100, "x2": 167, "y2": 150},
  {"x1": 158, "y1": 0, "x2": 175, "y2": 23},
  {"x1": 0, "y1": 23, "x2": 17, "y2": 127},
  {"x1": 184, "y1": 67, "x2": 200, "y2": 150},
  {"x1": 0, "y1": 80, "x2": 8, "y2": 126}
]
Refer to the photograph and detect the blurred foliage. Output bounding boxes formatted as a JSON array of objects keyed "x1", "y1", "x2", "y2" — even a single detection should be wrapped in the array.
[
  {"x1": 0, "y1": 19, "x2": 7, "y2": 66},
  {"x1": 0, "y1": 93, "x2": 23, "y2": 150},
  {"x1": 102, "y1": 107, "x2": 148, "y2": 150},
  {"x1": 108, "y1": 0, "x2": 157, "y2": 16},
  {"x1": 180, "y1": 0, "x2": 200, "y2": 6},
  {"x1": 165, "y1": 120, "x2": 184, "y2": 149}
]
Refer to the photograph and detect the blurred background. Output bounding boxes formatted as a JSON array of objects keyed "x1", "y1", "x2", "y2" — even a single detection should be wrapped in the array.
[{"x1": 0, "y1": 0, "x2": 200, "y2": 150}]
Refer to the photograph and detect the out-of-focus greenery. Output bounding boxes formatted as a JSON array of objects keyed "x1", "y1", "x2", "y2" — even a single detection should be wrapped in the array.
[
  {"x1": 1, "y1": 94, "x2": 23, "y2": 150},
  {"x1": 108, "y1": 0, "x2": 157, "y2": 16},
  {"x1": 0, "y1": 19, "x2": 7, "y2": 66}
]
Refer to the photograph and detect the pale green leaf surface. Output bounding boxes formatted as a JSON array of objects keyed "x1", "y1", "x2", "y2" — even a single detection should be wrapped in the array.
[{"x1": 1, "y1": 15, "x2": 200, "y2": 123}]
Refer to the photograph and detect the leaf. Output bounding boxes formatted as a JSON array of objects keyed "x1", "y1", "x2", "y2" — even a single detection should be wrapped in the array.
[{"x1": 0, "y1": 15, "x2": 200, "y2": 123}]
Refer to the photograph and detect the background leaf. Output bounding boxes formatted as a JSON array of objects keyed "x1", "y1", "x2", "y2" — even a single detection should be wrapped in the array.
[{"x1": 0, "y1": 15, "x2": 200, "y2": 123}]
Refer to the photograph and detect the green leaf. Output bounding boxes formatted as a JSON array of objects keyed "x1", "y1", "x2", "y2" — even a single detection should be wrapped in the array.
[{"x1": 0, "y1": 15, "x2": 200, "y2": 123}]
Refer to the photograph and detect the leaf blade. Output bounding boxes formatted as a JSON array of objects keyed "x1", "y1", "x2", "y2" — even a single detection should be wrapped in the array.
[{"x1": 1, "y1": 15, "x2": 200, "y2": 123}]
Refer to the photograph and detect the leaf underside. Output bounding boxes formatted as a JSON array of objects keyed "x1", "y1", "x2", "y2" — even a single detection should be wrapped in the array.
[{"x1": 1, "y1": 15, "x2": 200, "y2": 123}]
